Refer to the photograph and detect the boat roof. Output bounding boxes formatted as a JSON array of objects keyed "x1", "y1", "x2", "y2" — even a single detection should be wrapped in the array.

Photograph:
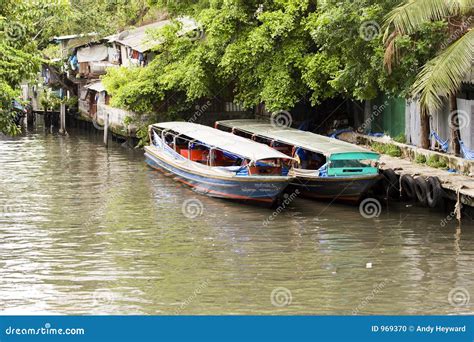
[
  {"x1": 216, "y1": 120, "x2": 379, "y2": 158},
  {"x1": 151, "y1": 122, "x2": 296, "y2": 162}
]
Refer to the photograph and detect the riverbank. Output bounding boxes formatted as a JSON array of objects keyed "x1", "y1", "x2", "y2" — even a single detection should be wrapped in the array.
[{"x1": 338, "y1": 132, "x2": 474, "y2": 214}]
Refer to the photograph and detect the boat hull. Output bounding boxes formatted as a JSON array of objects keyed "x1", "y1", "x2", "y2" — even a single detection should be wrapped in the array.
[
  {"x1": 288, "y1": 175, "x2": 381, "y2": 203},
  {"x1": 145, "y1": 147, "x2": 291, "y2": 205}
]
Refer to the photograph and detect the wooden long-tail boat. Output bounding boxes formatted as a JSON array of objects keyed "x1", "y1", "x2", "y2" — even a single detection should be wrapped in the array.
[
  {"x1": 215, "y1": 120, "x2": 381, "y2": 203},
  {"x1": 144, "y1": 122, "x2": 296, "y2": 206}
]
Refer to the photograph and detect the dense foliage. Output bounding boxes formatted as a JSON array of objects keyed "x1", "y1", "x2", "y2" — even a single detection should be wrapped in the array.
[
  {"x1": 0, "y1": 0, "x2": 455, "y2": 135},
  {"x1": 102, "y1": 0, "x2": 446, "y2": 123},
  {"x1": 0, "y1": 0, "x2": 159, "y2": 134},
  {"x1": 0, "y1": 0, "x2": 65, "y2": 134}
]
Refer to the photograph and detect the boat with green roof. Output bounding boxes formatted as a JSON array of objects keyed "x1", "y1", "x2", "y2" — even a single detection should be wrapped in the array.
[{"x1": 215, "y1": 120, "x2": 381, "y2": 203}]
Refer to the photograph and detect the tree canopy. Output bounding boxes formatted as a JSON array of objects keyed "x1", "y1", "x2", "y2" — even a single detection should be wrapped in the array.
[
  {"x1": 0, "y1": 0, "x2": 162, "y2": 134},
  {"x1": 102, "y1": 0, "x2": 446, "y2": 122},
  {"x1": 0, "y1": 0, "x2": 459, "y2": 136}
]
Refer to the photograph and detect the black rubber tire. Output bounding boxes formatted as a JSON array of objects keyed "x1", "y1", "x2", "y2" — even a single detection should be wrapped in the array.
[
  {"x1": 382, "y1": 169, "x2": 399, "y2": 198},
  {"x1": 400, "y1": 174, "x2": 416, "y2": 200},
  {"x1": 426, "y1": 176, "x2": 443, "y2": 208},
  {"x1": 414, "y1": 177, "x2": 428, "y2": 206},
  {"x1": 371, "y1": 178, "x2": 386, "y2": 196}
]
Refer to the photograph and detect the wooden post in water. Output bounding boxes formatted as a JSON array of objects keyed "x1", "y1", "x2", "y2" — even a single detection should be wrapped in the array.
[
  {"x1": 104, "y1": 112, "x2": 109, "y2": 147},
  {"x1": 59, "y1": 102, "x2": 67, "y2": 135},
  {"x1": 59, "y1": 41, "x2": 67, "y2": 135}
]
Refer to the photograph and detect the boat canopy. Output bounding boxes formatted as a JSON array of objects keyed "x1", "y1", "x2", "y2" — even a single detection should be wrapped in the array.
[
  {"x1": 216, "y1": 120, "x2": 379, "y2": 160},
  {"x1": 151, "y1": 122, "x2": 296, "y2": 162}
]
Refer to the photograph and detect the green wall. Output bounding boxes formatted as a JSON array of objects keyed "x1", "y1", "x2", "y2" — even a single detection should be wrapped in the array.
[{"x1": 372, "y1": 95, "x2": 406, "y2": 138}]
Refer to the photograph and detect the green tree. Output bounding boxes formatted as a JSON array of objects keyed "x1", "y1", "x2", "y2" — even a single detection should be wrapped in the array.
[
  {"x1": 103, "y1": 0, "x2": 444, "y2": 131},
  {"x1": 0, "y1": 0, "x2": 69, "y2": 134},
  {"x1": 384, "y1": 0, "x2": 473, "y2": 154}
]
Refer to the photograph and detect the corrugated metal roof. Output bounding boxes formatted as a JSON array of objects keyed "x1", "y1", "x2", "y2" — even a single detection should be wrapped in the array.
[
  {"x1": 107, "y1": 17, "x2": 199, "y2": 53},
  {"x1": 85, "y1": 81, "x2": 105, "y2": 92},
  {"x1": 53, "y1": 33, "x2": 98, "y2": 41},
  {"x1": 151, "y1": 122, "x2": 295, "y2": 162},
  {"x1": 216, "y1": 120, "x2": 379, "y2": 158}
]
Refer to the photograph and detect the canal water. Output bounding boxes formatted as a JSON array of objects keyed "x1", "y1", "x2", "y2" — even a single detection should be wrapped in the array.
[{"x1": 0, "y1": 126, "x2": 473, "y2": 315}]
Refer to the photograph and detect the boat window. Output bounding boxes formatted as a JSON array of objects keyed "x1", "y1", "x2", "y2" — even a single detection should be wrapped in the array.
[
  {"x1": 247, "y1": 159, "x2": 284, "y2": 176},
  {"x1": 293, "y1": 147, "x2": 326, "y2": 170},
  {"x1": 253, "y1": 135, "x2": 271, "y2": 144},
  {"x1": 330, "y1": 160, "x2": 373, "y2": 168},
  {"x1": 233, "y1": 128, "x2": 253, "y2": 139},
  {"x1": 327, "y1": 159, "x2": 378, "y2": 176},
  {"x1": 215, "y1": 123, "x2": 232, "y2": 133},
  {"x1": 271, "y1": 141, "x2": 293, "y2": 156}
]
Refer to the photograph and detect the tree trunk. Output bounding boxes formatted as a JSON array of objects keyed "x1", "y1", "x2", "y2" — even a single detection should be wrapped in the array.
[
  {"x1": 449, "y1": 94, "x2": 461, "y2": 156},
  {"x1": 420, "y1": 105, "x2": 430, "y2": 149}
]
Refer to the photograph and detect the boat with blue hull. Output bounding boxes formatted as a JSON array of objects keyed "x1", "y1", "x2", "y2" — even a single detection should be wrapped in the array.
[
  {"x1": 215, "y1": 120, "x2": 381, "y2": 203},
  {"x1": 145, "y1": 122, "x2": 295, "y2": 205}
]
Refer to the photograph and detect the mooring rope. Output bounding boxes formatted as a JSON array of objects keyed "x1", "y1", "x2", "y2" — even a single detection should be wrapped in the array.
[{"x1": 454, "y1": 187, "x2": 462, "y2": 222}]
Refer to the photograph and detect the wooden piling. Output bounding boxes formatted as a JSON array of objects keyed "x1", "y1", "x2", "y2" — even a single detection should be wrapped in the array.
[
  {"x1": 104, "y1": 113, "x2": 109, "y2": 147},
  {"x1": 59, "y1": 103, "x2": 67, "y2": 135}
]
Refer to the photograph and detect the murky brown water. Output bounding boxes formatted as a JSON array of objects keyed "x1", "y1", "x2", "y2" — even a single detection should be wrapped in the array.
[{"x1": 0, "y1": 125, "x2": 473, "y2": 315}]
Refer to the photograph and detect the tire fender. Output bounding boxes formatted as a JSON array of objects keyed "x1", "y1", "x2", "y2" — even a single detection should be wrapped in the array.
[
  {"x1": 426, "y1": 176, "x2": 443, "y2": 208},
  {"x1": 400, "y1": 174, "x2": 416, "y2": 200},
  {"x1": 414, "y1": 177, "x2": 428, "y2": 206},
  {"x1": 382, "y1": 169, "x2": 399, "y2": 198}
]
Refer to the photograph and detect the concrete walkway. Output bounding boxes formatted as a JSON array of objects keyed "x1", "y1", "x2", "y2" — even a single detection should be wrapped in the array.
[{"x1": 338, "y1": 132, "x2": 474, "y2": 207}]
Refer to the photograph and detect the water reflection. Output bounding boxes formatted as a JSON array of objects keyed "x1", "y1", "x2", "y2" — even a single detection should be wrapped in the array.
[{"x1": 0, "y1": 128, "x2": 472, "y2": 315}]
